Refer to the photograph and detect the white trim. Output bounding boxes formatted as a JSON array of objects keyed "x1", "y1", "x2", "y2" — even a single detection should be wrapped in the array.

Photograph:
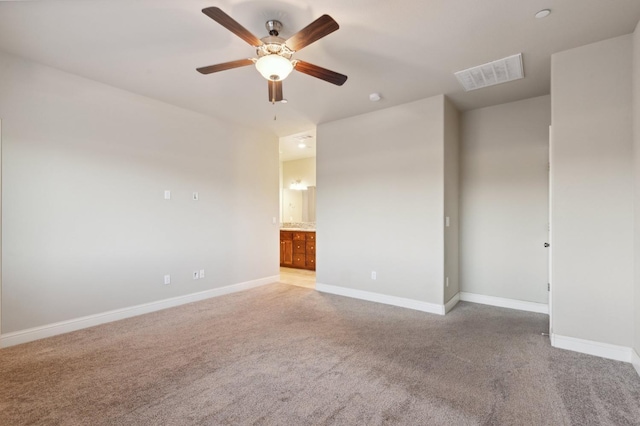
[
  {"x1": 551, "y1": 334, "x2": 633, "y2": 363},
  {"x1": 632, "y1": 349, "x2": 640, "y2": 378},
  {"x1": 459, "y1": 292, "x2": 549, "y2": 314},
  {"x1": 0, "y1": 275, "x2": 278, "y2": 348},
  {"x1": 316, "y1": 283, "x2": 445, "y2": 315},
  {"x1": 444, "y1": 293, "x2": 460, "y2": 314}
]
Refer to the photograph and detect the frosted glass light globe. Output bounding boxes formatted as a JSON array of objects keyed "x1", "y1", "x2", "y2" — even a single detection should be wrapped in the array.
[{"x1": 255, "y1": 55, "x2": 293, "y2": 81}]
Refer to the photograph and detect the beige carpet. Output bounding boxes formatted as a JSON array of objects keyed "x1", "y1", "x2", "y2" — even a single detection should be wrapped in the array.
[{"x1": 1, "y1": 283, "x2": 639, "y2": 425}]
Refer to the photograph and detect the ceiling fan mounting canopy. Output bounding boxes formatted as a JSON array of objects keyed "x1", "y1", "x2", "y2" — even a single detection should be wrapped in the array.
[{"x1": 196, "y1": 7, "x2": 348, "y2": 103}]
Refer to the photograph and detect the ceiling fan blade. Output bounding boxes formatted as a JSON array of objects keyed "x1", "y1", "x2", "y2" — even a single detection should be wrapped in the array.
[
  {"x1": 202, "y1": 7, "x2": 263, "y2": 47},
  {"x1": 294, "y1": 60, "x2": 348, "y2": 86},
  {"x1": 285, "y1": 15, "x2": 339, "y2": 52},
  {"x1": 268, "y1": 80, "x2": 283, "y2": 103},
  {"x1": 196, "y1": 59, "x2": 254, "y2": 75}
]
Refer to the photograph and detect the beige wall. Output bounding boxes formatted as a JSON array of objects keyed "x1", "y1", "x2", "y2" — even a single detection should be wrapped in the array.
[
  {"x1": 551, "y1": 35, "x2": 634, "y2": 346},
  {"x1": 317, "y1": 95, "x2": 447, "y2": 304},
  {"x1": 0, "y1": 52, "x2": 279, "y2": 333},
  {"x1": 443, "y1": 98, "x2": 460, "y2": 303},
  {"x1": 633, "y1": 20, "x2": 640, "y2": 357},
  {"x1": 460, "y1": 96, "x2": 550, "y2": 304}
]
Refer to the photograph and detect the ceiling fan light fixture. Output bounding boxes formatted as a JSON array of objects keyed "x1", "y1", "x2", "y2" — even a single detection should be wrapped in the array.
[{"x1": 255, "y1": 54, "x2": 293, "y2": 81}]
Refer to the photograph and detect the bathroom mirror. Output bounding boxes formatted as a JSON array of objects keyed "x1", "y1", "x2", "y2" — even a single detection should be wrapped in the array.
[{"x1": 281, "y1": 186, "x2": 316, "y2": 223}]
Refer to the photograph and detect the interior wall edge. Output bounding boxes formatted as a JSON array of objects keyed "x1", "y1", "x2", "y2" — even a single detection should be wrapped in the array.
[{"x1": 444, "y1": 292, "x2": 460, "y2": 314}]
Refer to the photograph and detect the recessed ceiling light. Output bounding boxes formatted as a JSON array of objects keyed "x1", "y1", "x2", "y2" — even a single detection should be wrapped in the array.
[
  {"x1": 369, "y1": 93, "x2": 381, "y2": 102},
  {"x1": 535, "y1": 9, "x2": 551, "y2": 19},
  {"x1": 298, "y1": 143, "x2": 306, "y2": 148}
]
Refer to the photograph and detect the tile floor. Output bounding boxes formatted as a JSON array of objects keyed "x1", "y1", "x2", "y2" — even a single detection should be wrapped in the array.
[{"x1": 279, "y1": 267, "x2": 316, "y2": 289}]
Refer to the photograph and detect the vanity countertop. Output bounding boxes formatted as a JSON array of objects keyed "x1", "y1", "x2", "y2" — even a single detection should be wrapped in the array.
[{"x1": 280, "y1": 228, "x2": 316, "y2": 232}]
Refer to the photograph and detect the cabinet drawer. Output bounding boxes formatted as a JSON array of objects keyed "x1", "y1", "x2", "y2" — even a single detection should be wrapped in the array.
[
  {"x1": 293, "y1": 254, "x2": 306, "y2": 268},
  {"x1": 280, "y1": 231, "x2": 293, "y2": 240},
  {"x1": 293, "y1": 232, "x2": 307, "y2": 241},
  {"x1": 306, "y1": 233, "x2": 316, "y2": 242},
  {"x1": 305, "y1": 242, "x2": 315, "y2": 255},
  {"x1": 306, "y1": 255, "x2": 316, "y2": 270},
  {"x1": 293, "y1": 241, "x2": 306, "y2": 254}
]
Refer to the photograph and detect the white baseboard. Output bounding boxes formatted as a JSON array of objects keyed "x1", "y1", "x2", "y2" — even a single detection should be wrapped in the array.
[
  {"x1": 0, "y1": 275, "x2": 279, "y2": 348},
  {"x1": 551, "y1": 334, "x2": 633, "y2": 363},
  {"x1": 444, "y1": 293, "x2": 460, "y2": 314},
  {"x1": 632, "y1": 349, "x2": 640, "y2": 378},
  {"x1": 316, "y1": 283, "x2": 445, "y2": 315},
  {"x1": 459, "y1": 292, "x2": 548, "y2": 314}
]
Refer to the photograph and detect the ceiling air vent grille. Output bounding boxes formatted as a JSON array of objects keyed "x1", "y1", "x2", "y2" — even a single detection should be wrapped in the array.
[{"x1": 454, "y1": 53, "x2": 524, "y2": 91}]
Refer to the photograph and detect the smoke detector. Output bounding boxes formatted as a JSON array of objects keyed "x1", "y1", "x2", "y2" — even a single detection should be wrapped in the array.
[{"x1": 454, "y1": 53, "x2": 524, "y2": 91}]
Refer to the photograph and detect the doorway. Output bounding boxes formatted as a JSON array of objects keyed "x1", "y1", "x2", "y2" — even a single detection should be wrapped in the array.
[{"x1": 278, "y1": 130, "x2": 317, "y2": 289}]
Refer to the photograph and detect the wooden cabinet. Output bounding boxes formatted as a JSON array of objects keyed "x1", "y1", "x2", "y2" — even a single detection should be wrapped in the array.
[{"x1": 280, "y1": 230, "x2": 316, "y2": 270}]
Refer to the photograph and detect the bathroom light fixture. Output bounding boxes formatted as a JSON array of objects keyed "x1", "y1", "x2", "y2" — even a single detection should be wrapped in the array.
[
  {"x1": 255, "y1": 54, "x2": 294, "y2": 81},
  {"x1": 290, "y1": 180, "x2": 307, "y2": 190},
  {"x1": 298, "y1": 143, "x2": 306, "y2": 148}
]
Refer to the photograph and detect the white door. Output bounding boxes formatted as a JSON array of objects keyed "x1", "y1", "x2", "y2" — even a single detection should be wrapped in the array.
[
  {"x1": 0, "y1": 119, "x2": 3, "y2": 344},
  {"x1": 547, "y1": 125, "x2": 553, "y2": 335}
]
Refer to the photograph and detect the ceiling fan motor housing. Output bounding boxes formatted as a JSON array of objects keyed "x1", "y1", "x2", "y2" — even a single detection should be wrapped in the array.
[{"x1": 265, "y1": 20, "x2": 283, "y2": 36}]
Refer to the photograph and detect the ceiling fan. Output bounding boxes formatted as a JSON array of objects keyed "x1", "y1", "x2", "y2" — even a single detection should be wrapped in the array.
[{"x1": 197, "y1": 7, "x2": 348, "y2": 103}]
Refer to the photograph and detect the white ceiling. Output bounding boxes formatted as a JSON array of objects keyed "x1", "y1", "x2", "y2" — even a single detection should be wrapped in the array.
[{"x1": 1, "y1": 0, "x2": 639, "y2": 141}]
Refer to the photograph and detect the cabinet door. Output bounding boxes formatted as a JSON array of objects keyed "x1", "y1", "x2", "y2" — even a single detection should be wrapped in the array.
[
  {"x1": 305, "y1": 241, "x2": 315, "y2": 255},
  {"x1": 293, "y1": 241, "x2": 306, "y2": 254},
  {"x1": 293, "y1": 254, "x2": 306, "y2": 268},
  {"x1": 306, "y1": 255, "x2": 316, "y2": 270},
  {"x1": 281, "y1": 240, "x2": 293, "y2": 266}
]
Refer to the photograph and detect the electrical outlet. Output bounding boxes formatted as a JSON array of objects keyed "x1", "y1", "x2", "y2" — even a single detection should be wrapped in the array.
[
  {"x1": 164, "y1": 275, "x2": 171, "y2": 285},
  {"x1": 199, "y1": 269, "x2": 205, "y2": 279},
  {"x1": 193, "y1": 271, "x2": 199, "y2": 280},
  {"x1": 371, "y1": 271, "x2": 377, "y2": 280},
  {"x1": 192, "y1": 192, "x2": 199, "y2": 201},
  {"x1": 164, "y1": 190, "x2": 171, "y2": 200}
]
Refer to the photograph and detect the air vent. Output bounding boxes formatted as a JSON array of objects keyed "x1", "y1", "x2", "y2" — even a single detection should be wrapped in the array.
[{"x1": 454, "y1": 53, "x2": 524, "y2": 91}]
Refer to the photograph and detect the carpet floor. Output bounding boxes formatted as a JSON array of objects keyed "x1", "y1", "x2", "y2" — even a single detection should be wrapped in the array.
[{"x1": 1, "y1": 283, "x2": 639, "y2": 425}]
